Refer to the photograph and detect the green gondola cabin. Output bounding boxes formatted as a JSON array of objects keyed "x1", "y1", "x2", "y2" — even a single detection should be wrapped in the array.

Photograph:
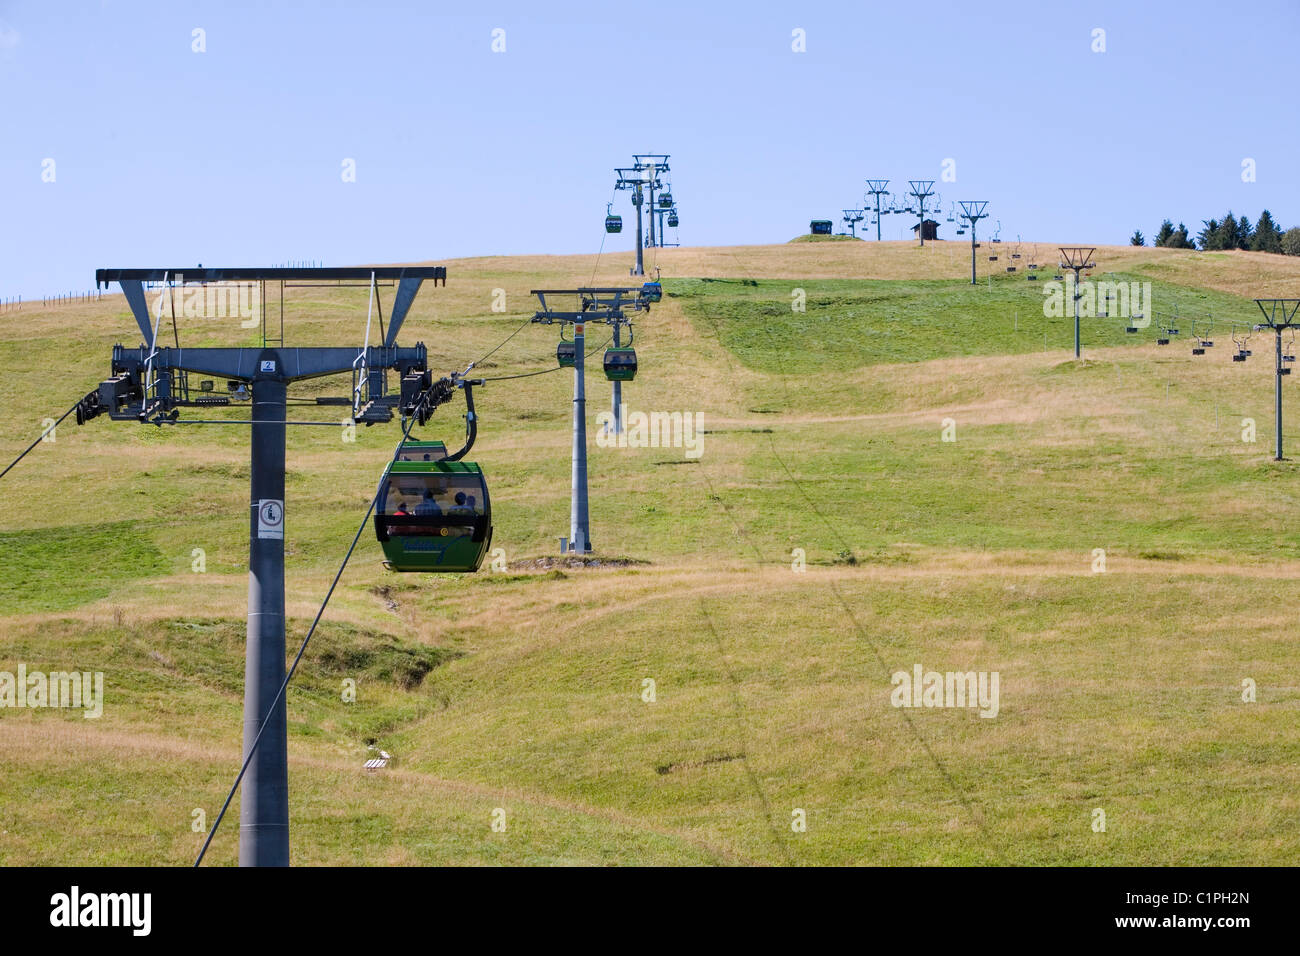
[
  {"x1": 374, "y1": 460, "x2": 492, "y2": 572},
  {"x1": 603, "y1": 347, "x2": 637, "y2": 381}
]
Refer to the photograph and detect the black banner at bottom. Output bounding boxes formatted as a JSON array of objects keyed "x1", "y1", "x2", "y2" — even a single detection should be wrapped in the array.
[{"x1": 0, "y1": 865, "x2": 1274, "y2": 942}]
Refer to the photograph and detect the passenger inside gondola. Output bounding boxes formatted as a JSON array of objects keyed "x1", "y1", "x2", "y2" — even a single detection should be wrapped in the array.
[{"x1": 382, "y1": 474, "x2": 486, "y2": 535}]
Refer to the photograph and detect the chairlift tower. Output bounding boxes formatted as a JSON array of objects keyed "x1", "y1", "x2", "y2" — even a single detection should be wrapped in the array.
[
  {"x1": 908, "y1": 180, "x2": 936, "y2": 247},
  {"x1": 865, "y1": 180, "x2": 890, "y2": 241},
  {"x1": 78, "y1": 266, "x2": 451, "y2": 866},
  {"x1": 1252, "y1": 299, "x2": 1300, "y2": 460},
  {"x1": 841, "y1": 209, "x2": 865, "y2": 238},
  {"x1": 614, "y1": 168, "x2": 652, "y2": 276},
  {"x1": 1059, "y1": 248, "x2": 1096, "y2": 359},
  {"x1": 633, "y1": 154, "x2": 671, "y2": 249},
  {"x1": 957, "y1": 201, "x2": 989, "y2": 285},
  {"x1": 531, "y1": 287, "x2": 649, "y2": 552}
]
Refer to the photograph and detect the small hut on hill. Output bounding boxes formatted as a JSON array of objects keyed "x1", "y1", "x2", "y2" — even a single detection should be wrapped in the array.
[{"x1": 911, "y1": 219, "x2": 940, "y2": 241}]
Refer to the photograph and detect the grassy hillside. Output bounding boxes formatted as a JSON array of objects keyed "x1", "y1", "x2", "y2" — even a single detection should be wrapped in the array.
[{"x1": 1, "y1": 241, "x2": 1299, "y2": 865}]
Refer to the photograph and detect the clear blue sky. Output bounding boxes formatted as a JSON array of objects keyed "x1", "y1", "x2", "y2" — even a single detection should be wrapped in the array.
[{"x1": 1, "y1": 0, "x2": 1296, "y2": 298}]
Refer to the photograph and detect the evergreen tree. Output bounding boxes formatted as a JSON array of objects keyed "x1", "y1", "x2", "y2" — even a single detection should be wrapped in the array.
[
  {"x1": 1252, "y1": 210, "x2": 1283, "y2": 253},
  {"x1": 1172, "y1": 223, "x2": 1195, "y2": 249},
  {"x1": 1222, "y1": 211, "x2": 1241, "y2": 249},
  {"x1": 1237, "y1": 215, "x2": 1254, "y2": 250},
  {"x1": 1130, "y1": 230, "x2": 1145, "y2": 246},
  {"x1": 1154, "y1": 220, "x2": 1175, "y2": 247},
  {"x1": 1209, "y1": 210, "x2": 1247, "y2": 250},
  {"x1": 1198, "y1": 219, "x2": 1221, "y2": 249}
]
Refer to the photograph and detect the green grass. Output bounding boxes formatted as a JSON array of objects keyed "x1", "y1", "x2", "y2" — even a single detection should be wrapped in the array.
[
  {"x1": 788, "y1": 234, "x2": 863, "y2": 243},
  {"x1": 667, "y1": 274, "x2": 1261, "y2": 374},
  {"x1": 0, "y1": 522, "x2": 168, "y2": 612}
]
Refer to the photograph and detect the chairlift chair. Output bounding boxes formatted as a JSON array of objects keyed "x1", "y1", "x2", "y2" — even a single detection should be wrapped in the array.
[
  {"x1": 1230, "y1": 325, "x2": 1252, "y2": 361},
  {"x1": 1190, "y1": 319, "x2": 1213, "y2": 355}
]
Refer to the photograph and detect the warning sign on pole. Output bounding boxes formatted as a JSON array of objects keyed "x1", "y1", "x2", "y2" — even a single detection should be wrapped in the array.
[{"x1": 257, "y1": 499, "x2": 284, "y2": 540}]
